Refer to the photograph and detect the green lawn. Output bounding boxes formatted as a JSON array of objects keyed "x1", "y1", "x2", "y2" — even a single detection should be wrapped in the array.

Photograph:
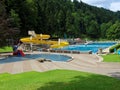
[
  {"x1": 0, "y1": 46, "x2": 12, "y2": 52},
  {"x1": 0, "y1": 70, "x2": 120, "y2": 90},
  {"x1": 102, "y1": 54, "x2": 120, "y2": 62}
]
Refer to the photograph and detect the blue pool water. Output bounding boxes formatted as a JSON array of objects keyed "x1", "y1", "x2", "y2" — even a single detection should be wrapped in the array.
[
  {"x1": 25, "y1": 54, "x2": 72, "y2": 61},
  {"x1": 61, "y1": 42, "x2": 116, "y2": 53},
  {"x1": 0, "y1": 54, "x2": 72, "y2": 64}
]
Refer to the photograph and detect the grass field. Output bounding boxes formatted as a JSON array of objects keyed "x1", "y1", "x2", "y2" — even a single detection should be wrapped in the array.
[
  {"x1": 102, "y1": 54, "x2": 120, "y2": 62},
  {"x1": 0, "y1": 70, "x2": 120, "y2": 90},
  {"x1": 0, "y1": 46, "x2": 12, "y2": 53}
]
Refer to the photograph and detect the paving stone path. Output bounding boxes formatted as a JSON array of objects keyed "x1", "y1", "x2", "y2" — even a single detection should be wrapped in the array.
[{"x1": 0, "y1": 52, "x2": 120, "y2": 79}]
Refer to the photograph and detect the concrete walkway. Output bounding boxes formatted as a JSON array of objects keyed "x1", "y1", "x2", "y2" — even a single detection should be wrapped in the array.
[{"x1": 0, "y1": 52, "x2": 120, "y2": 79}]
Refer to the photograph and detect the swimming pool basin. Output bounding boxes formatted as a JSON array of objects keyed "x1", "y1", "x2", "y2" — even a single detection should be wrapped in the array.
[
  {"x1": 61, "y1": 42, "x2": 116, "y2": 53},
  {"x1": 0, "y1": 53, "x2": 72, "y2": 64}
]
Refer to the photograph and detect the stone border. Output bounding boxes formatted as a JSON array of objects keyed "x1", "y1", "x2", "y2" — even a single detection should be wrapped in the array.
[{"x1": 41, "y1": 49, "x2": 92, "y2": 54}]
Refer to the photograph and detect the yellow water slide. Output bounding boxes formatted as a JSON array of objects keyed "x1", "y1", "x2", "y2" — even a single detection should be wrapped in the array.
[{"x1": 20, "y1": 31, "x2": 69, "y2": 48}]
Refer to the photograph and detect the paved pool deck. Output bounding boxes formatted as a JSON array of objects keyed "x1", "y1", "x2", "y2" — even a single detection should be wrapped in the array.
[{"x1": 0, "y1": 51, "x2": 120, "y2": 79}]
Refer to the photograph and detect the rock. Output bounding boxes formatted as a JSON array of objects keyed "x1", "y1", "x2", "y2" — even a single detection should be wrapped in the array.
[
  {"x1": 37, "y1": 58, "x2": 52, "y2": 62},
  {"x1": 46, "y1": 59, "x2": 52, "y2": 62},
  {"x1": 37, "y1": 58, "x2": 46, "y2": 63}
]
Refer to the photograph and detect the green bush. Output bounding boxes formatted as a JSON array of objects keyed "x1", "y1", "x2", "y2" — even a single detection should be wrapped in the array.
[{"x1": 109, "y1": 44, "x2": 120, "y2": 53}]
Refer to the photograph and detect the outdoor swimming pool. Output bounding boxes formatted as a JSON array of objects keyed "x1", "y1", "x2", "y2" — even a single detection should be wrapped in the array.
[
  {"x1": 61, "y1": 42, "x2": 116, "y2": 53},
  {"x1": 0, "y1": 54, "x2": 72, "y2": 64},
  {"x1": 25, "y1": 54, "x2": 72, "y2": 61}
]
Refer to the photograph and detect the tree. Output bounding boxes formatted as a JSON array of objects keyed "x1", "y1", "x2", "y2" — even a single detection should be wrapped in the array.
[
  {"x1": 100, "y1": 21, "x2": 112, "y2": 39},
  {"x1": 9, "y1": 9, "x2": 21, "y2": 28},
  {"x1": 0, "y1": 0, "x2": 20, "y2": 46},
  {"x1": 86, "y1": 20, "x2": 100, "y2": 38},
  {"x1": 106, "y1": 21, "x2": 120, "y2": 40},
  {"x1": 6, "y1": 0, "x2": 38, "y2": 36},
  {"x1": 3, "y1": 0, "x2": 120, "y2": 40}
]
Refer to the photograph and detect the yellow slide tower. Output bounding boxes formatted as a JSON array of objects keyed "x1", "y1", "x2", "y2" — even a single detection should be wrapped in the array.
[{"x1": 20, "y1": 31, "x2": 69, "y2": 48}]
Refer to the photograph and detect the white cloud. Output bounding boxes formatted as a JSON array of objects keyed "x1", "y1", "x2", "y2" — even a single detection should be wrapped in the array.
[
  {"x1": 110, "y1": 2, "x2": 120, "y2": 11},
  {"x1": 81, "y1": 0, "x2": 110, "y2": 9},
  {"x1": 83, "y1": 0, "x2": 107, "y2": 4},
  {"x1": 74, "y1": 0, "x2": 120, "y2": 12},
  {"x1": 83, "y1": 0, "x2": 120, "y2": 11},
  {"x1": 95, "y1": 4, "x2": 103, "y2": 8}
]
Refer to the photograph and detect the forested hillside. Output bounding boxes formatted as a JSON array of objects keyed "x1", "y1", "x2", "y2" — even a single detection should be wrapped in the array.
[{"x1": 1, "y1": 0, "x2": 120, "y2": 41}]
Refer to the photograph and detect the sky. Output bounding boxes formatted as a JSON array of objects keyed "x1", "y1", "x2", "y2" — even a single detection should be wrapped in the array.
[{"x1": 77, "y1": 0, "x2": 120, "y2": 12}]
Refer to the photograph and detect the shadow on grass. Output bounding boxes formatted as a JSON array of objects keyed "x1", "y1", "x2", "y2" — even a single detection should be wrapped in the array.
[
  {"x1": 109, "y1": 72, "x2": 120, "y2": 79},
  {"x1": 37, "y1": 74, "x2": 120, "y2": 90}
]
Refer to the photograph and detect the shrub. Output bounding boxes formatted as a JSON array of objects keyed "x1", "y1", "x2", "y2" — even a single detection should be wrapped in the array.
[{"x1": 109, "y1": 44, "x2": 120, "y2": 53}]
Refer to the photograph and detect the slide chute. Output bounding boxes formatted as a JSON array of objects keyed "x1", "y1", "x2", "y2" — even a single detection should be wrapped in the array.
[{"x1": 20, "y1": 31, "x2": 69, "y2": 48}]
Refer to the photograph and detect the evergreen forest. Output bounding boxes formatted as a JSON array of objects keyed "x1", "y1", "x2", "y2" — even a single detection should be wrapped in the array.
[{"x1": 0, "y1": 0, "x2": 120, "y2": 46}]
